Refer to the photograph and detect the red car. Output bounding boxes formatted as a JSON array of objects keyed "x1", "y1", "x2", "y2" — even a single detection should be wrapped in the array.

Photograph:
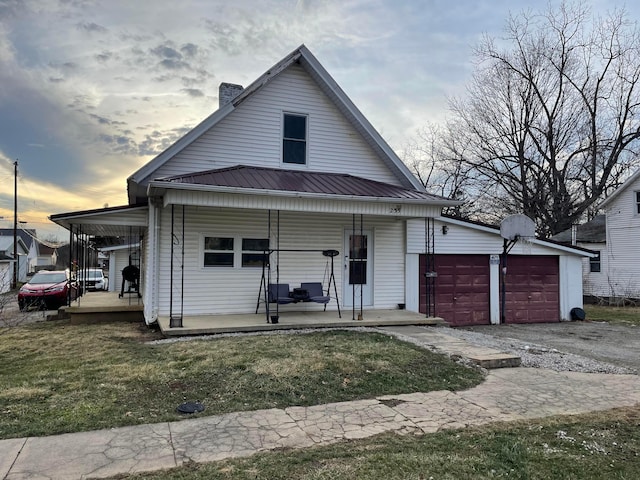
[{"x1": 18, "y1": 270, "x2": 79, "y2": 311}]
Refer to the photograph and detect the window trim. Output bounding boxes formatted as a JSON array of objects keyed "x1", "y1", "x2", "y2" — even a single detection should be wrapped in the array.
[
  {"x1": 282, "y1": 112, "x2": 308, "y2": 166},
  {"x1": 589, "y1": 251, "x2": 601, "y2": 273},
  {"x1": 203, "y1": 236, "x2": 235, "y2": 268},
  {"x1": 201, "y1": 234, "x2": 269, "y2": 269}
]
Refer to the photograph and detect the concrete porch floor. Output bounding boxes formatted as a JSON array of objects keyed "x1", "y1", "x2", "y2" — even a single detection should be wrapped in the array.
[
  {"x1": 61, "y1": 291, "x2": 144, "y2": 323},
  {"x1": 158, "y1": 308, "x2": 447, "y2": 336}
]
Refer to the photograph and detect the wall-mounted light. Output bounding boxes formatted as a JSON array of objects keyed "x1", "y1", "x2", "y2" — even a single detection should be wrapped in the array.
[{"x1": 442, "y1": 225, "x2": 449, "y2": 235}]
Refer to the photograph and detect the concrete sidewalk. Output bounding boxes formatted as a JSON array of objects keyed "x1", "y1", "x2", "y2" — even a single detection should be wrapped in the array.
[{"x1": 2, "y1": 329, "x2": 639, "y2": 479}]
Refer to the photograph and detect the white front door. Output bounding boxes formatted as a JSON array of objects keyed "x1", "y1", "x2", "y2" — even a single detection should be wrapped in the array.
[{"x1": 343, "y1": 230, "x2": 373, "y2": 307}]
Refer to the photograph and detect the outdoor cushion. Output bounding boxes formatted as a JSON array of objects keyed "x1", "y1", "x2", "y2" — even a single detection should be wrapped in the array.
[
  {"x1": 268, "y1": 283, "x2": 295, "y2": 304},
  {"x1": 301, "y1": 282, "x2": 330, "y2": 304}
]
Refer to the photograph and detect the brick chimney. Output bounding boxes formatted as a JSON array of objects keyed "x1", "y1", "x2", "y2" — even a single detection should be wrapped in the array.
[{"x1": 219, "y1": 83, "x2": 243, "y2": 108}]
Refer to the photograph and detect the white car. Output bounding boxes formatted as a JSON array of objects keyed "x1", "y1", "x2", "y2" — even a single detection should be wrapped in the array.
[{"x1": 78, "y1": 268, "x2": 108, "y2": 291}]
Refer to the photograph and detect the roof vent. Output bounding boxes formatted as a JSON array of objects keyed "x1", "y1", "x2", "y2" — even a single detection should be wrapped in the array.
[{"x1": 219, "y1": 83, "x2": 243, "y2": 108}]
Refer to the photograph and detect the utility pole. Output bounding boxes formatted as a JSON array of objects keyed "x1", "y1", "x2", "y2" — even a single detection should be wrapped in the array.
[{"x1": 12, "y1": 160, "x2": 17, "y2": 290}]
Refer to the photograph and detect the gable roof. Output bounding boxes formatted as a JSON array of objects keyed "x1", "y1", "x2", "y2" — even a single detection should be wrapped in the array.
[
  {"x1": 128, "y1": 45, "x2": 424, "y2": 203},
  {"x1": 0, "y1": 235, "x2": 28, "y2": 256},
  {"x1": 158, "y1": 165, "x2": 451, "y2": 203},
  {"x1": 0, "y1": 228, "x2": 36, "y2": 248},
  {"x1": 551, "y1": 215, "x2": 606, "y2": 244},
  {"x1": 599, "y1": 167, "x2": 640, "y2": 209}
]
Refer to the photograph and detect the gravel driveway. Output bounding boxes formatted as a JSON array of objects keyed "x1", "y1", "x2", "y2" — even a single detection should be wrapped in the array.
[{"x1": 461, "y1": 321, "x2": 640, "y2": 373}]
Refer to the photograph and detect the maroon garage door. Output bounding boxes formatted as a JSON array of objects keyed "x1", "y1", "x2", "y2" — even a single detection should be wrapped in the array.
[
  {"x1": 420, "y1": 254, "x2": 490, "y2": 326},
  {"x1": 503, "y1": 255, "x2": 559, "y2": 323}
]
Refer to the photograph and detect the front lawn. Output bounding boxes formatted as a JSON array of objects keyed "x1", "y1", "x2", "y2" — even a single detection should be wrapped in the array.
[{"x1": 0, "y1": 320, "x2": 483, "y2": 439}]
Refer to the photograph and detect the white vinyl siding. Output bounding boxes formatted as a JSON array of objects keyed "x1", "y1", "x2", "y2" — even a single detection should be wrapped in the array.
[
  {"x1": 151, "y1": 65, "x2": 401, "y2": 186},
  {"x1": 604, "y1": 178, "x2": 640, "y2": 299},
  {"x1": 406, "y1": 219, "x2": 564, "y2": 256},
  {"x1": 155, "y1": 206, "x2": 406, "y2": 315},
  {"x1": 579, "y1": 243, "x2": 609, "y2": 298}
]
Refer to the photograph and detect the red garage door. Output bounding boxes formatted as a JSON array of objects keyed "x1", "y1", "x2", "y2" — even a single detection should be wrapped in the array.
[
  {"x1": 420, "y1": 254, "x2": 490, "y2": 326},
  {"x1": 503, "y1": 255, "x2": 559, "y2": 323}
]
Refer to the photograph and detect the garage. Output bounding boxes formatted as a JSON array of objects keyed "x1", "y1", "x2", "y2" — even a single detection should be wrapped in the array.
[
  {"x1": 503, "y1": 255, "x2": 559, "y2": 323},
  {"x1": 406, "y1": 217, "x2": 589, "y2": 323},
  {"x1": 419, "y1": 254, "x2": 490, "y2": 326}
]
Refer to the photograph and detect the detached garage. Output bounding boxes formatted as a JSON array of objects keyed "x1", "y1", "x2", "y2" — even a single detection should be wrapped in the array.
[{"x1": 406, "y1": 217, "x2": 591, "y2": 326}]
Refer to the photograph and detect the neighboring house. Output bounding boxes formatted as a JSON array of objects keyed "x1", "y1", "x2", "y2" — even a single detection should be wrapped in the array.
[
  {"x1": 0, "y1": 253, "x2": 13, "y2": 294},
  {"x1": 50, "y1": 45, "x2": 590, "y2": 328},
  {"x1": 0, "y1": 228, "x2": 38, "y2": 273},
  {"x1": 0, "y1": 235, "x2": 29, "y2": 283},
  {"x1": 596, "y1": 169, "x2": 640, "y2": 301},
  {"x1": 552, "y1": 215, "x2": 606, "y2": 301},
  {"x1": 34, "y1": 242, "x2": 58, "y2": 271}
]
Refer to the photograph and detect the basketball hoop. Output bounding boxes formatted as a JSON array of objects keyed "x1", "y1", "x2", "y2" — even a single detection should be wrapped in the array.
[
  {"x1": 499, "y1": 214, "x2": 536, "y2": 325},
  {"x1": 500, "y1": 214, "x2": 536, "y2": 242}
]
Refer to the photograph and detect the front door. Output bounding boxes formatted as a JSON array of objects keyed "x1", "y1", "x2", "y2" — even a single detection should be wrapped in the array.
[{"x1": 343, "y1": 230, "x2": 373, "y2": 307}]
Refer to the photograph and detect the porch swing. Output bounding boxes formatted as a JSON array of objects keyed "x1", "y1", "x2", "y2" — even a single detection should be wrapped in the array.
[{"x1": 255, "y1": 210, "x2": 341, "y2": 323}]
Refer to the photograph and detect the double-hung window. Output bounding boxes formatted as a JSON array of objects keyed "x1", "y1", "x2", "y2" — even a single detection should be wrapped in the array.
[
  {"x1": 241, "y1": 238, "x2": 269, "y2": 268},
  {"x1": 203, "y1": 237, "x2": 234, "y2": 267},
  {"x1": 283, "y1": 113, "x2": 307, "y2": 165}
]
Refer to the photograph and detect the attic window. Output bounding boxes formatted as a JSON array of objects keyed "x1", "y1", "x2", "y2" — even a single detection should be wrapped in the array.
[
  {"x1": 636, "y1": 191, "x2": 640, "y2": 214},
  {"x1": 283, "y1": 113, "x2": 307, "y2": 165}
]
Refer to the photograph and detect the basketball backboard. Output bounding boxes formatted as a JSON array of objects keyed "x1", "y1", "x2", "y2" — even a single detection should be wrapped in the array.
[{"x1": 500, "y1": 214, "x2": 536, "y2": 241}]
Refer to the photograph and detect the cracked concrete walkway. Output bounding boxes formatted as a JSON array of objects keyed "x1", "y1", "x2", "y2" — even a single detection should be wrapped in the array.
[{"x1": 1, "y1": 367, "x2": 639, "y2": 479}]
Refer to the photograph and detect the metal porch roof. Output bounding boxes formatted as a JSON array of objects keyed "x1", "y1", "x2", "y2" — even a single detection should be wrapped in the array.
[{"x1": 158, "y1": 165, "x2": 452, "y2": 203}]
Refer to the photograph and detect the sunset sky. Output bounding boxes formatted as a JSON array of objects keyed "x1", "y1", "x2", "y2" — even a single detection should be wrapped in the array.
[{"x1": 0, "y1": 0, "x2": 637, "y2": 239}]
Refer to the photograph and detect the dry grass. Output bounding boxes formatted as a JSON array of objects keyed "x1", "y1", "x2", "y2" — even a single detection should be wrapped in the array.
[
  {"x1": 584, "y1": 305, "x2": 640, "y2": 326},
  {"x1": 0, "y1": 320, "x2": 483, "y2": 439}
]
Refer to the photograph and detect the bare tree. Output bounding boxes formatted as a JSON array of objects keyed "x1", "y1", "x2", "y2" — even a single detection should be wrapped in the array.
[{"x1": 431, "y1": 2, "x2": 640, "y2": 236}]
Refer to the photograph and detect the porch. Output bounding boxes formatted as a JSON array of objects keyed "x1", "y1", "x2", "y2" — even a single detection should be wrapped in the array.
[
  {"x1": 158, "y1": 309, "x2": 447, "y2": 336},
  {"x1": 62, "y1": 291, "x2": 144, "y2": 324}
]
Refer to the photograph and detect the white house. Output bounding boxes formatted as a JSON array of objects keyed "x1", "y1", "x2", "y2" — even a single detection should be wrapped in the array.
[
  {"x1": 596, "y1": 169, "x2": 640, "y2": 301},
  {"x1": 0, "y1": 235, "x2": 29, "y2": 284},
  {"x1": 552, "y1": 215, "x2": 607, "y2": 301},
  {"x1": 50, "y1": 45, "x2": 590, "y2": 329}
]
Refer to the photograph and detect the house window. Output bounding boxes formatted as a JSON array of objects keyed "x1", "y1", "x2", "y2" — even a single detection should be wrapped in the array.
[
  {"x1": 636, "y1": 191, "x2": 640, "y2": 214},
  {"x1": 203, "y1": 237, "x2": 234, "y2": 267},
  {"x1": 283, "y1": 113, "x2": 307, "y2": 165},
  {"x1": 589, "y1": 251, "x2": 601, "y2": 273},
  {"x1": 241, "y1": 238, "x2": 269, "y2": 268}
]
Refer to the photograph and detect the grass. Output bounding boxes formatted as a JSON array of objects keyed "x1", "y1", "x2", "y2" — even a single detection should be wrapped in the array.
[
  {"x1": 583, "y1": 305, "x2": 640, "y2": 326},
  {"x1": 111, "y1": 405, "x2": 640, "y2": 480},
  {"x1": 0, "y1": 320, "x2": 483, "y2": 440}
]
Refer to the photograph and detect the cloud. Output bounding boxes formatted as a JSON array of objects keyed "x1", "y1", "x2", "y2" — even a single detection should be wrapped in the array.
[
  {"x1": 181, "y1": 88, "x2": 204, "y2": 97},
  {"x1": 76, "y1": 22, "x2": 107, "y2": 33}
]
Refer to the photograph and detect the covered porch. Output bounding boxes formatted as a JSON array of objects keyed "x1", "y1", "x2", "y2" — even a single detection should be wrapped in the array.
[{"x1": 159, "y1": 308, "x2": 446, "y2": 336}]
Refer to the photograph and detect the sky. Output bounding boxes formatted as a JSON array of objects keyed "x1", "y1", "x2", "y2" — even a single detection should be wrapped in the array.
[{"x1": 0, "y1": 0, "x2": 638, "y2": 240}]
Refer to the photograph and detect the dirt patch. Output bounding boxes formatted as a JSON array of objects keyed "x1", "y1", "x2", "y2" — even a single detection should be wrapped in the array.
[{"x1": 462, "y1": 321, "x2": 640, "y2": 371}]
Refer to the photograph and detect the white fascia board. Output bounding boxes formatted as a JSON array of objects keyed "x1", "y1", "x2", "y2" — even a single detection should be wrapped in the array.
[
  {"x1": 148, "y1": 181, "x2": 458, "y2": 207},
  {"x1": 438, "y1": 216, "x2": 596, "y2": 257},
  {"x1": 99, "y1": 243, "x2": 141, "y2": 253},
  {"x1": 599, "y1": 167, "x2": 640, "y2": 209}
]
